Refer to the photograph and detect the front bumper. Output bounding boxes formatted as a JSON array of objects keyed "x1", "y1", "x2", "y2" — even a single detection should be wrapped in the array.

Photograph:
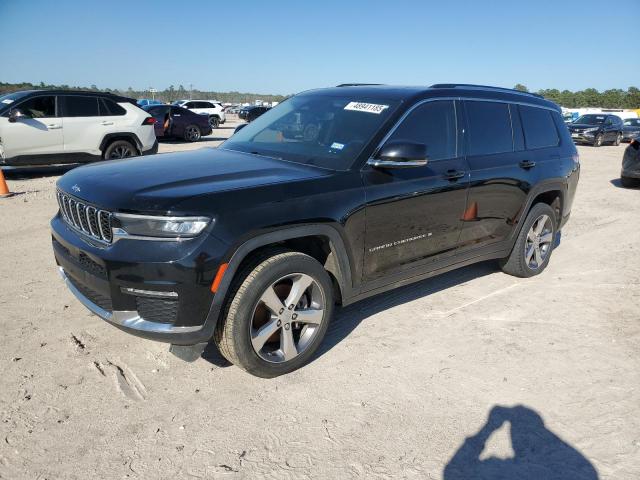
[
  {"x1": 51, "y1": 213, "x2": 229, "y2": 344},
  {"x1": 570, "y1": 132, "x2": 596, "y2": 144}
]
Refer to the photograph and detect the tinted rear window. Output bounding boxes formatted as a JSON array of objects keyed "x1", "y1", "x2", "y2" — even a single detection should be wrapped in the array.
[
  {"x1": 466, "y1": 101, "x2": 513, "y2": 156},
  {"x1": 519, "y1": 105, "x2": 559, "y2": 149},
  {"x1": 63, "y1": 96, "x2": 99, "y2": 117},
  {"x1": 99, "y1": 98, "x2": 126, "y2": 116}
]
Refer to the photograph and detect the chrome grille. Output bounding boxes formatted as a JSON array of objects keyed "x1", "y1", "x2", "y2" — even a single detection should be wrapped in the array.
[{"x1": 57, "y1": 190, "x2": 113, "y2": 243}]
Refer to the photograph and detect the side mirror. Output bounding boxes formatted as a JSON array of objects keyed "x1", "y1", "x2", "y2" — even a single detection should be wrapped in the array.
[
  {"x1": 368, "y1": 141, "x2": 428, "y2": 168},
  {"x1": 234, "y1": 123, "x2": 248, "y2": 134},
  {"x1": 8, "y1": 108, "x2": 28, "y2": 123}
]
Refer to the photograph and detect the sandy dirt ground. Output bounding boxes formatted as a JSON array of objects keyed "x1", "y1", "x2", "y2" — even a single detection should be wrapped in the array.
[{"x1": 1, "y1": 121, "x2": 639, "y2": 479}]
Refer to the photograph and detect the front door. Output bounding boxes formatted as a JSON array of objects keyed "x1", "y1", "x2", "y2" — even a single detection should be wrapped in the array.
[
  {"x1": 1, "y1": 95, "x2": 64, "y2": 163},
  {"x1": 361, "y1": 99, "x2": 469, "y2": 283}
]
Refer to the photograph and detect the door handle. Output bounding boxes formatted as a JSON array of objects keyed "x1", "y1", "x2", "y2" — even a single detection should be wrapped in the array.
[
  {"x1": 173, "y1": 114, "x2": 181, "y2": 117},
  {"x1": 444, "y1": 170, "x2": 466, "y2": 181},
  {"x1": 101, "y1": 121, "x2": 114, "y2": 126},
  {"x1": 46, "y1": 124, "x2": 62, "y2": 130},
  {"x1": 519, "y1": 160, "x2": 536, "y2": 169}
]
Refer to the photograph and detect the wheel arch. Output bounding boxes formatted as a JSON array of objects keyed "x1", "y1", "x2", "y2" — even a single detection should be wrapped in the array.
[
  {"x1": 509, "y1": 181, "x2": 566, "y2": 244},
  {"x1": 99, "y1": 133, "x2": 143, "y2": 155}
]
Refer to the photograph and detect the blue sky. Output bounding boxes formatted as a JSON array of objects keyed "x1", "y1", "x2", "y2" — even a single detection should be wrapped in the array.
[{"x1": 0, "y1": 0, "x2": 636, "y2": 95}]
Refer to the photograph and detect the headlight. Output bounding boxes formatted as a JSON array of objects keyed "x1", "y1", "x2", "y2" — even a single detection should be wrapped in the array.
[{"x1": 112, "y1": 213, "x2": 211, "y2": 239}]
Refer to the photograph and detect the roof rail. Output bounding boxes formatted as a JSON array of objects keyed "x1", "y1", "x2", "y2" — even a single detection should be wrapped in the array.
[
  {"x1": 430, "y1": 83, "x2": 543, "y2": 99},
  {"x1": 336, "y1": 83, "x2": 384, "y2": 87}
]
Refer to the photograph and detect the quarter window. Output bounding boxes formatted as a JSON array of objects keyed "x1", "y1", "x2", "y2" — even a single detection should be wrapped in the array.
[
  {"x1": 99, "y1": 98, "x2": 126, "y2": 116},
  {"x1": 466, "y1": 101, "x2": 513, "y2": 156},
  {"x1": 16, "y1": 96, "x2": 56, "y2": 118},
  {"x1": 519, "y1": 105, "x2": 559, "y2": 149},
  {"x1": 385, "y1": 100, "x2": 457, "y2": 161},
  {"x1": 63, "y1": 96, "x2": 100, "y2": 117}
]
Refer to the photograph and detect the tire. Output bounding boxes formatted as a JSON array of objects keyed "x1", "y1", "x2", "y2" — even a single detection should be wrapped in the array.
[
  {"x1": 621, "y1": 176, "x2": 640, "y2": 188},
  {"x1": 209, "y1": 116, "x2": 220, "y2": 129},
  {"x1": 183, "y1": 124, "x2": 201, "y2": 142},
  {"x1": 103, "y1": 140, "x2": 137, "y2": 160},
  {"x1": 499, "y1": 203, "x2": 557, "y2": 278},
  {"x1": 593, "y1": 134, "x2": 603, "y2": 147},
  {"x1": 214, "y1": 251, "x2": 334, "y2": 377},
  {"x1": 614, "y1": 133, "x2": 622, "y2": 146}
]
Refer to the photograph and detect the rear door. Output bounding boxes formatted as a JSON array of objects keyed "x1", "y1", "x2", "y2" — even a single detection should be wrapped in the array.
[
  {"x1": 1, "y1": 95, "x2": 64, "y2": 162},
  {"x1": 458, "y1": 100, "x2": 537, "y2": 251},
  {"x1": 59, "y1": 95, "x2": 106, "y2": 157},
  {"x1": 362, "y1": 99, "x2": 469, "y2": 282}
]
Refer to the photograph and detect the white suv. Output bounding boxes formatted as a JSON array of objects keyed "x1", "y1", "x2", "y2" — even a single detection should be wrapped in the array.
[
  {"x1": 173, "y1": 100, "x2": 226, "y2": 129},
  {"x1": 0, "y1": 90, "x2": 158, "y2": 167}
]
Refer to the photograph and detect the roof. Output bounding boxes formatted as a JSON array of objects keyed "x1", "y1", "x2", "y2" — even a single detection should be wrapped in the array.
[
  {"x1": 299, "y1": 83, "x2": 560, "y2": 111},
  {"x1": 4, "y1": 89, "x2": 135, "y2": 103}
]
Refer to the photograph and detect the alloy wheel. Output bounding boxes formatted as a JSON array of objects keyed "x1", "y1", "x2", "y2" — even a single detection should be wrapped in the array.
[
  {"x1": 185, "y1": 126, "x2": 200, "y2": 142},
  {"x1": 250, "y1": 273, "x2": 326, "y2": 363},
  {"x1": 109, "y1": 145, "x2": 132, "y2": 159},
  {"x1": 209, "y1": 117, "x2": 219, "y2": 129},
  {"x1": 524, "y1": 214, "x2": 553, "y2": 270}
]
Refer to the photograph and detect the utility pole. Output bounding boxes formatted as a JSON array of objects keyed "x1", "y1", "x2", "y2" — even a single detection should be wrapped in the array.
[{"x1": 189, "y1": 84, "x2": 193, "y2": 100}]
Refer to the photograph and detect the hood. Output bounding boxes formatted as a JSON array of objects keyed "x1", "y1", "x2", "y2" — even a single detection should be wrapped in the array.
[
  {"x1": 57, "y1": 147, "x2": 329, "y2": 213},
  {"x1": 569, "y1": 123, "x2": 602, "y2": 130}
]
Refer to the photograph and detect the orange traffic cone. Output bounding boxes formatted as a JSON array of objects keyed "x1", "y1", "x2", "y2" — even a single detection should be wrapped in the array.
[
  {"x1": 462, "y1": 201, "x2": 478, "y2": 221},
  {"x1": 0, "y1": 169, "x2": 12, "y2": 197}
]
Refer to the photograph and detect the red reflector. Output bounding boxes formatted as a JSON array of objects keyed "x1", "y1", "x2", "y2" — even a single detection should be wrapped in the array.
[
  {"x1": 142, "y1": 117, "x2": 156, "y2": 125},
  {"x1": 211, "y1": 263, "x2": 228, "y2": 293}
]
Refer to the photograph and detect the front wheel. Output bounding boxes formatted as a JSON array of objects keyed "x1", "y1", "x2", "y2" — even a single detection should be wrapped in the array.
[
  {"x1": 499, "y1": 203, "x2": 557, "y2": 278},
  {"x1": 214, "y1": 251, "x2": 334, "y2": 377},
  {"x1": 593, "y1": 134, "x2": 603, "y2": 147},
  {"x1": 209, "y1": 116, "x2": 220, "y2": 129}
]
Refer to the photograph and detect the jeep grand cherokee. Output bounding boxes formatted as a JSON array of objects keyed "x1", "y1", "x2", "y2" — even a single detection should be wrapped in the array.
[{"x1": 51, "y1": 84, "x2": 579, "y2": 377}]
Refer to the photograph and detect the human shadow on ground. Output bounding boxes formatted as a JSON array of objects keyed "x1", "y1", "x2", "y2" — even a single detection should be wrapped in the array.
[{"x1": 444, "y1": 405, "x2": 598, "y2": 480}]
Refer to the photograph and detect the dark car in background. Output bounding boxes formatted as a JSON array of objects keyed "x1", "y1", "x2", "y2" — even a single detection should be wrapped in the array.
[
  {"x1": 568, "y1": 114, "x2": 623, "y2": 147},
  {"x1": 622, "y1": 118, "x2": 640, "y2": 142},
  {"x1": 239, "y1": 105, "x2": 270, "y2": 122},
  {"x1": 621, "y1": 139, "x2": 640, "y2": 188},
  {"x1": 142, "y1": 104, "x2": 212, "y2": 142}
]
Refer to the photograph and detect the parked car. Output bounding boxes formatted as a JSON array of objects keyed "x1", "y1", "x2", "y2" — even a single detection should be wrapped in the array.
[
  {"x1": 621, "y1": 139, "x2": 640, "y2": 188},
  {"x1": 568, "y1": 114, "x2": 623, "y2": 147},
  {"x1": 173, "y1": 100, "x2": 226, "y2": 129},
  {"x1": 238, "y1": 105, "x2": 270, "y2": 122},
  {"x1": 137, "y1": 99, "x2": 164, "y2": 107},
  {"x1": 622, "y1": 118, "x2": 640, "y2": 142},
  {"x1": 51, "y1": 84, "x2": 579, "y2": 377},
  {"x1": 142, "y1": 104, "x2": 212, "y2": 142},
  {"x1": 0, "y1": 90, "x2": 157, "y2": 166}
]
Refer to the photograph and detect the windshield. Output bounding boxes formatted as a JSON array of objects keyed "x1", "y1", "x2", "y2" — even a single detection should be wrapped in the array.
[
  {"x1": 0, "y1": 91, "x2": 34, "y2": 114},
  {"x1": 222, "y1": 94, "x2": 399, "y2": 170},
  {"x1": 624, "y1": 119, "x2": 640, "y2": 127},
  {"x1": 574, "y1": 114, "x2": 605, "y2": 125}
]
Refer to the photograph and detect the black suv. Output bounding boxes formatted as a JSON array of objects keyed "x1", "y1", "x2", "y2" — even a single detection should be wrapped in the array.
[
  {"x1": 51, "y1": 84, "x2": 580, "y2": 377},
  {"x1": 568, "y1": 113, "x2": 624, "y2": 147}
]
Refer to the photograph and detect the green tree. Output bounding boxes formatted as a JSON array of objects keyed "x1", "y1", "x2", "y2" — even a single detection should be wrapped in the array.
[{"x1": 513, "y1": 84, "x2": 529, "y2": 92}]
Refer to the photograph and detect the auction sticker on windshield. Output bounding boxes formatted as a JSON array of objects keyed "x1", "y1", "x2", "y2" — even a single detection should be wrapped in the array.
[{"x1": 344, "y1": 102, "x2": 389, "y2": 114}]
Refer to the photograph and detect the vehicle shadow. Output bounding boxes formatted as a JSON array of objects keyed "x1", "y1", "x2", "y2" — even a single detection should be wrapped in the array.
[
  {"x1": 610, "y1": 178, "x2": 639, "y2": 189},
  {"x1": 159, "y1": 137, "x2": 227, "y2": 144},
  {"x1": 2, "y1": 164, "x2": 78, "y2": 179},
  {"x1": 314, "y1": 260, "x2": 498, "y2": 360},
  {"x1": 443, "y1": 405, "x2": 598, "y2": 480}
]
